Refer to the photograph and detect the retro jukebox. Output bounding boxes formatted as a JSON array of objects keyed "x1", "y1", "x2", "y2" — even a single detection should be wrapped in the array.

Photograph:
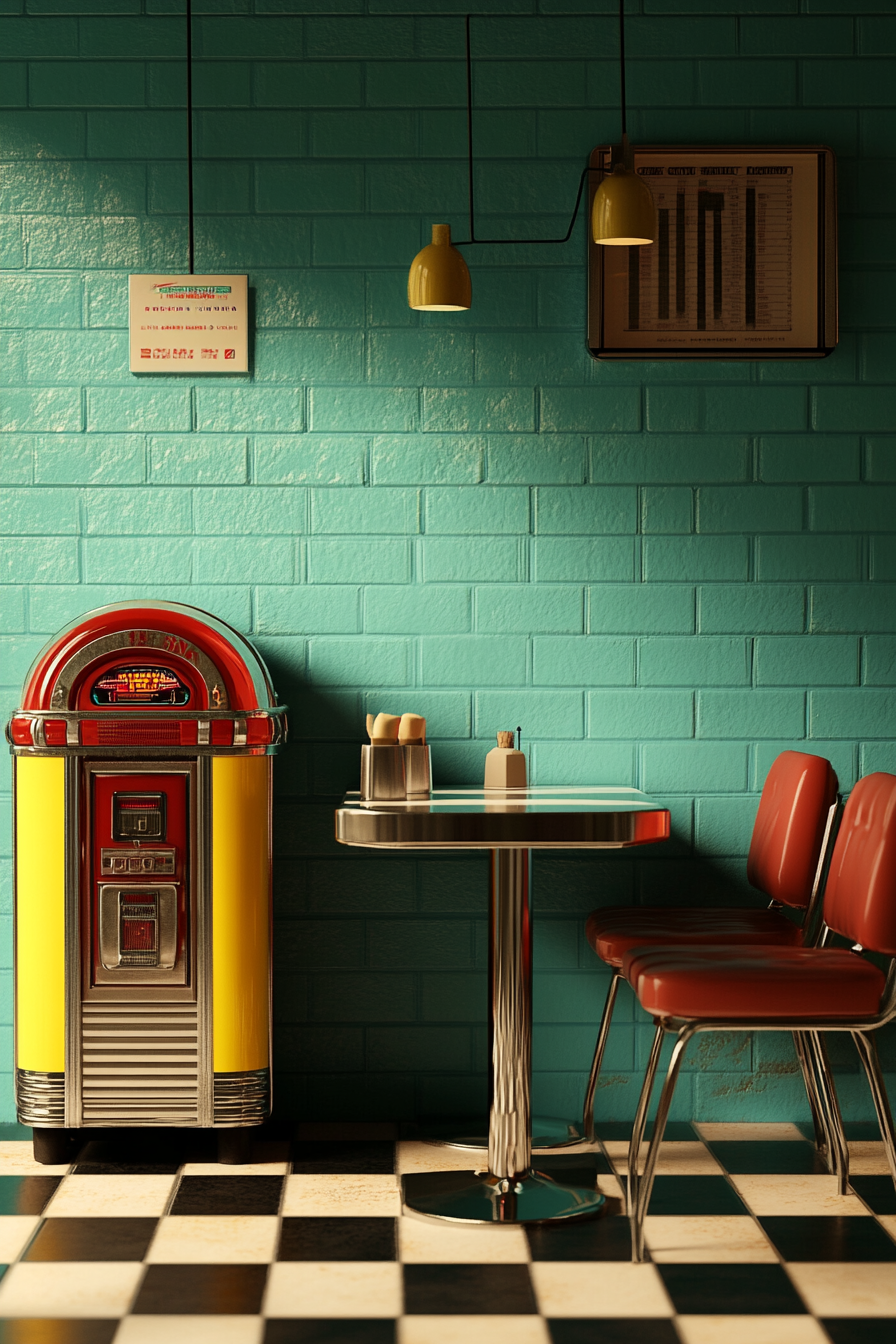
[{"x1": 7, "y1": 602, "x2": 287, "y2": 1164}]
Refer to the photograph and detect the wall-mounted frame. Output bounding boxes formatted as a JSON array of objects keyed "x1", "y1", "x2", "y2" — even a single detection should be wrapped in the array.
[
  {"x1": 129, "y1": 274, "x2": 248, "y2": 373},
  {"x1": 587, "y1": 145, "x2": 837, "y2": 360}
]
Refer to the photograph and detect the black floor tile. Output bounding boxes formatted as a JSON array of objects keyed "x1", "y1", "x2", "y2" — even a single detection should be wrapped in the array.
[
  {"x1": 0, "y1": 1325, "x2": 118, "y2": 1344},
  {"x1": 760, "y1": 1215, "x2": 896, "y2": 1262},
  {"x1": 850, "y1": 1175, "x2": 896, "y2": 1215},
  {"x1": 403, "y1": 1264, "x2": 537, "y2": 1314},
  {"x1": 708, "y1": 1140, "x2": 825, "y2": 1175},
  {"x1": 0, "y1": 1177, "x2": 62, "y2": 1216},
  {"x1": 657, "y1": 1263, "x2": 807, "y2": 1315},
  {"x1": 71, "y1": 1136, "x2": 183, "y2": 1174},
  {"x1": 646, "y1": 1176, "x2": 747, "y2": 1216},
  {"x1": 132, "y1": 1264, "x2": 268, "y2": 1314},
  {"x1": 291, "y1": 1142, "x2": 395, "y2": 1175},
  {"x1": 170, "y1": 1174, "x2": 284, "y2": 1215},
  {"x1": 548, "y1": 1323, "x2": 679, "y2": 1344},
  {"x1": 23, "y1": 1217, "x2": 158, "y2": 1262},
  {"x1": 535, "y1": 1153, "x2": 615, "y2": 1182},
  {"x1": 278, "y1": 1217, "x2": 396, "y2": 1261},
  {"x1": 265, "y1": 1325, "x2": 395, "y2": 1344},
  {"x1": 822, "y1": 1321, "x2": 896, "y2": 1344},
  {"x1": 527, "y1": 1215, "x2": 631, "y2": 1262}
]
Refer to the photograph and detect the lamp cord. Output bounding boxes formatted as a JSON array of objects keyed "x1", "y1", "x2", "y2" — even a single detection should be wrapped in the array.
[
  {"x1": 186, "y1": 0, "x2": 195, "y2": 274},
  {"x1": 457, "y1": 12, "x2": 589, "y2": 248}
]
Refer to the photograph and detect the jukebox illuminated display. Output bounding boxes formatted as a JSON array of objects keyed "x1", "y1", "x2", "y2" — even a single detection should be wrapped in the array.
[{"x1": 8, "y1": 602, "x2": 287, "y2": 1164}]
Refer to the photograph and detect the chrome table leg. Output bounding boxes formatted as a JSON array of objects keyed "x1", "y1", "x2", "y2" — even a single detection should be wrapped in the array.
[{"x1": 402, "y1": 848, "x2": 606, "y2": 1223}]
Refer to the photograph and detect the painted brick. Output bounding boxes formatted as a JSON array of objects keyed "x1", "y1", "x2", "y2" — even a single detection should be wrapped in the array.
[
  {"x1": 811, "y1": 485, "x2": 896, "y2": 533},
  {"x1": 310, "y1": 388, "x2": 416, "y2": 435},
  {"x1": 475, "y1": 333, "x2": 587, "y2": 387},
  {"x1": 29, "y1": 585, "x2": 251, "y2": 637},
  {"x1": 30, "y1": 60, "x2": 145, "y2": 108},
  {"x1": 255, "y1": 436, "x2": 365, "y2": 487},
  {"x1": 23, "y1": 330, "x2": 128, "y2": 386},
  {"x1": 421, "y1": 637, "x2": 528, "y2": 688},
  {"x1": 84, "y1": 536, "x2": 191, "y2": 585},
  {"x1": 642, "y1": 487, "x2": 692, "y2": 535},
  {"x1": 84, "y1": 486, "x2": 190, "y2": 536},
  {"x1": 368, "y1": 921, "x2": 471, "y2": 970},
  {"x1": 423, "y1": 388, "x2": 535, "y2": 435},
  {"x1": 476, "y1": 586, "x2": 583, "y2": 636},
  {"x1": 196, "y1": 388, "x2": 303, "y2": 435},
  {"x1": 860, "y1": 742, "x2": 896, "y2": 778},
  {"x1": 871, "y1": 539, "x2": 896, "y2": 581},
  {"x1": 535, "y1": 539, "x2": 633, "y2": 583},
  {"x1": 809, "y1": 691, "x2": 896, "y2": 741},
  {"x1": 365, "y1": 586, "x2": 470, "y2": 636},
  {"x1": 2, "y1": 388, "x2": 81, "y2": 434},
  {"x1": 149, "y1": 435, "x2": 246, "y2": 486},
  {"x1": 863, "y1": 638, "x2": 896, "y2": 687},
  {"x1": 533, "y1": 742, "x2": 635, "y2": 788},
  {"x1": 307, "y1": 637, "x2": 410, "y2": 688},
  {"x1": 256, "y1": 587, "x2": 360, "y2": 637},
  {"x1": 642, "y1": 537, "x2": 749, "y2": 583},
  {"x1": 312, "y1": 973, "x2": 415, "y2": 1024},
  {"x1": 752, "y1": 742, "x2": 857, "y2": 796},
  {"x1": 254, "y1": 273, "x2": 365, "y2": 331},
  {"x1": 367, "y1": 162, "x2": 468, "y2": 217},
  {"x1": 87, "y1": 388, "x2": 189, "y2": 434},
  {"x1": 759, "y1": 435, "x2": 861, "y2": 484},
  {"x1": 0, "y1": 217, "x2": 24, "y2": 271},
  {"x1": 193, "y1": 537, "x2": 294, "y2": 586},
  {"x1": 425, "y1": 487, "x2": 529, "y2": 536},
  {"x1": 698, "y1": 585, "x2": 805, "y2": 635},
  {"x1": 0, "y1": 275, "x2": 80, "y2": 329},
  {"x1": 535, "y1": 487, "x2": 636, "y2": 536},
  {"x1": 693, "y1": 795, "x2": 758, "y2": 859},
  {"x1": 699, "y1": 60, "x2": 797, "y2": 106},
  {"x1": 194, "y1": 487, "x2": 304, "y2": 537},
  {"x1": 0, "y1": 437, "x2": 32, "y2": 486},
  {"x1": 422, "y1": 538, "x2": 522, "y2": 585},
  {"x1": 369, "y1": 332, "x2": 474, "y2": 388},
  {"x1": 31, "y1": 434, "x2": 143, "y2": 486},
  {"x1": 697, "y1": 690, "x2": 805, "y2": 740},
  {"x1": 755, "y1": 636, "x2": 858, "y2": 687},
  {"x1": 371, "y1": 436, "x2": 483, "y2": 487},
  {"x1": 311, "y1": 487, "x2": 418, "y2": 536},
  {"x1": 866, "y1": 439, "x2": 896, "y2": 484},
  {"x1": 421, "y1": 973, "x2": 485, "y2": 1023},
  {"x1": 811, "y1": 585, "x2": 896, "y2": 635},
  {"x1": 0, "y1": 110, "x2": 85, "y2": 157},
  {"x1": 814, "y1": 388, "x2": 896, "y2": 434},
  {"x1": 590, "y1": 585, "x2": 695, "y2": 635},
  {"x1": 587, "y1": 690, "x2": 694, "y2": 740},
  {"x1": 255, "y1": 61, "x2": 362, "y2": 109},
  {"x1": 696, "y1": 486, "x2": 802, "y2": 534},
  {"x1": 0, "y1": 588, "x2": 25, "y2": 635},
  {"x1": 532, "y1": 636, "x2": 633, "y2": 688},
  {"x1": 757, "y1": 536, "x2": 861, "y2": 584},
  {"x1": 308, "y1": 539, "x2": 410, "y2": 586},
  {"x1": 640, "y1": 636, "x2": 750, "y2": 688},
  {"x1": 741, "y1": 16, "x2": 852, "y2": 53},
  {"x1": 476, "y1": 690, "x2": 582, "y2": 740},
  {"x1": 540, "y1": 387, "x2": 640, "y2": 434},
  {"x1": 314, "y1": 216, "x2": 419, "y2": 270},
  {"x1": 803, "y1": 59, "x2": 895, "y2": 107},
  {"x1": 254, "y1": 332, "x2": 363, "y2": 388},
  {"x1": 487, "y1": 435, "x2": 584, "y2": 487},
  {"x1": 643, "y1": 742, "x2": 748, "y2": 794},
  {"x1": 367, "y1": 1027, "x2": 470, "y2": 1073},
  {"x1": 646, "y1": 387, "x2": 701, "y2": 433},
  {"x1": 197, "y1": 217, "x2": 311, "y2": 271},
  {"x1": 256, "y1": 164, "x2": 363, "y2": 217}
]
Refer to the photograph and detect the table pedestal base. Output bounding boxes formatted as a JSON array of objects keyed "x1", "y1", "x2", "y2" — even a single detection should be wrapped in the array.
[{"x1": 402, "y1": 1162, "x2": 606, "y2": 1225}]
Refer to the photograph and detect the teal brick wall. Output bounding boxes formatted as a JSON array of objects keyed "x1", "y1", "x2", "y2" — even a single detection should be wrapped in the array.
[{"x1": 2, "y1": 2, "x2": 895, "y2": 1128}]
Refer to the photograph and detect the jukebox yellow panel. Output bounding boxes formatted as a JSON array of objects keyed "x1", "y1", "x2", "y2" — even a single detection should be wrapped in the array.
[{"x1": 16, "y1": 757, "x2": 66, "y2": 1073}]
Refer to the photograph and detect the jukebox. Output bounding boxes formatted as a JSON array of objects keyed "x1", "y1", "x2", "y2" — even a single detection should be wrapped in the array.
[{"x1": 7, "y1": 602, "x2": 287, "y2": 1164}]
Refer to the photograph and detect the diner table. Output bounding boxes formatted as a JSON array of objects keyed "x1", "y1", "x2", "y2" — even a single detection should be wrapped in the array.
[{"x1": 335, "y1": 784, "x2": 670, "y2": 1224}]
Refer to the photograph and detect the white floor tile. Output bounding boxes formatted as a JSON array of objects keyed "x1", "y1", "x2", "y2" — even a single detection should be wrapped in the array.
[
  {"x1": 877, "y1": 1213, "x2": 896, "y2": 1242},
  {"x1": 397, "y1": 1142, "x2": 489, "y2": 1175},
  {"x1": 399, "y1": 1317, "x2": 550, "y2": 1344},
  {"x1": 114, "y1": 1316, "x2": 264, "y2": 1344},
  {"x1": 146, "y1": 1215, "x2": 279, "y2": 1263},
  {"x1": 264, "y1": 1261, "x2": 403, "y2": 1318},
  {"x1": 644, "y1": 1215, "x2": 777, "y2": 1263},
  {"x1": 695, "y1": 1123, "x2": 806, "y2": 1142},
  {"x1": 0, "y1": 1141, "x2": 70, "y2": 1176},
  {"x1": 529, "y1": 1261, "x2": 674, "y2": 1317},
  {"x1": 399, "y1": 1215, "x2": 529, "y2": 1263},
  {"x1": 0, "y1": 1262, "x2": 143, "y2": 1317},
  {"x1": 0, "y1": 1216, "x2": 40, "y2": 1262},
  {"x1": 44, "y1": 1175, "x2": 177, "y2": 1218},
  {"x1": 281, "y1": 1173, "x2": 401, "y2": 1217},
  {"x1": 728, "y1": 1174, "x2": 869, "y2": 1216},
  {"x1": 181, "y1": 1162, "x2": 290, "y2": 1176},
  {"x1": 786, "y1": 1262, "x2": 896, "y2": 1316},
  {"x1": 676, "y1": 1315, "x2": 831, "y2": 1344},
  {"x1": 848, "y1": 1141, "x2": 893, "y2": 1175}
]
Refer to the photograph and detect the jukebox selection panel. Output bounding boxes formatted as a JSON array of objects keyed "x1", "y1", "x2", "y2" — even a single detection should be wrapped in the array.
[{"x1": 89, "y1": 770, "x2": 191, "y2": 987}]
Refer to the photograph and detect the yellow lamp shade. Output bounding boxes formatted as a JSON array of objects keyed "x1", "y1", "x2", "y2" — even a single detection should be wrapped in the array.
[
  {"x1": 591, "y1": 165, "x2": 655, "y2": 245},
  {"x1": 408, "y1": 223, "x2": 472, "y2": 311}
]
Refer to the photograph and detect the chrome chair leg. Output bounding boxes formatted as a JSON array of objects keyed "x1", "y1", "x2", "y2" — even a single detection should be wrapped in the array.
[
  {"x1": 793, "y1": 1029, "x2": 831, "y2": 1159},
  {"x1": 583, "y1": 971, "x2": 623, "y2": 1142},
  {"x1": 852, "y1": 1030, "x2": 896, "y2": 1193},
  {"x1": 806, "y1": 1030, "x2": 849, "y2": 1193},
  {"x1": 626, "y1": 1024, "x2": 664, "y2": 1222},
  {"x1": 631, "y1": 1026, "x2": 692, "y2": 1263}
]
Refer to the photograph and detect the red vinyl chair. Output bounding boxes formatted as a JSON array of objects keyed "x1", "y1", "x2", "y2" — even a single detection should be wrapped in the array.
[
  {"x1": 582, "y1": 751, "x2": 840, "y2": 1146},
  {"x1": 623, "y1": 770, "x2": 896, "y2": 1262}
]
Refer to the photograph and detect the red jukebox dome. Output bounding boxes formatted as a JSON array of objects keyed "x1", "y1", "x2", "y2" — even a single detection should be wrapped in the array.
[{"x1": 8, "y1": 602, "x2": 287, "y2": 1164}]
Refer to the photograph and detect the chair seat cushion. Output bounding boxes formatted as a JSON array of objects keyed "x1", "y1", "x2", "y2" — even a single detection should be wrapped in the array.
[
  {"x1": 622, "y1": 945, "x2": 886, "y2": 1021},
  {"x1": 585, "y1": 906, "x2": 804, "y2": 969}
]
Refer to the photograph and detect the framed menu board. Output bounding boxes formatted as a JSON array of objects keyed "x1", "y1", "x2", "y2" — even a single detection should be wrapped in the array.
[
  {"x1": 587, "y1": 146, "x2": 837, "y2": 360},
  {"x1": 129, "y1": 274, "x2": 248, "y2": 373}
]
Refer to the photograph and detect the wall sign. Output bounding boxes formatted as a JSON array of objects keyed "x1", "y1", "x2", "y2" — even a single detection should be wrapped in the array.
[
  {"x1": 588, "y1": 146, "x2": 837, "y2": 360},
  {"x1": 129, "y1": 274, "x2": 248, "y2": 373}
]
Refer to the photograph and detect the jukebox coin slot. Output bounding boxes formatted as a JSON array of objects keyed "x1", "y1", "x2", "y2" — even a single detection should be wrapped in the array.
[
  {"x1": 99, "y1": 884, "x2": 178, "y2": 970},
  {"x1": 113, "y1": 793, "x2": 166, "y2": 840}
]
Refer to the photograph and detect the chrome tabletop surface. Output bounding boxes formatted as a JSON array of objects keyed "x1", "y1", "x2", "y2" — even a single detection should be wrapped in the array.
[{"x1": 335, "y1": 785, "x2": 670, "y2": 849}]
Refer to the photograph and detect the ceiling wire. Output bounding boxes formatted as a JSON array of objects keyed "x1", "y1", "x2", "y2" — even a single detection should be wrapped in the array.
[{"x1": 186, "y1": 0, "x2": 195, "y2": 274}]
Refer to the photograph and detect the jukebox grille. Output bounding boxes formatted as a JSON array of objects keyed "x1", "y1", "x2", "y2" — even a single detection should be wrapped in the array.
[{"x1": 81, "y1": 1002, "x2": 200, "y2": 1124}]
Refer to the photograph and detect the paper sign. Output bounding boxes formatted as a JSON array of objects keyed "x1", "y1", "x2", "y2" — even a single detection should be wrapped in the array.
[{"x1": 129, "y1": 274, "x2": 248, "y2": 373}]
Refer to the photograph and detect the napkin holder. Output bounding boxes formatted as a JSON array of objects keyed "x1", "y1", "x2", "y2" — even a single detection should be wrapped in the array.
[
  {"x1": 360, "y1": 744, "x2": 406, "y2": 801},
  {"x1": 402, "y1": 744, "x2": 432, "y2": 798}
]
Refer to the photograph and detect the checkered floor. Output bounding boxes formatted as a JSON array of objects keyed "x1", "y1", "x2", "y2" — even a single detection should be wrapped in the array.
[{"x1": 0, "y1": 1121, "x2": 894, "y2": 1342}]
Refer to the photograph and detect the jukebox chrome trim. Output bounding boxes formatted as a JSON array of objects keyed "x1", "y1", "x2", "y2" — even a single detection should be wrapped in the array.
[
  {"x1": 196, "y1": 756, "x2": 214, "y2": 1128},
  {"x1": 48, "y1": 630, "x2": 229, "y2": 712},
  {"x1": 17, "y1": 1069, "x2": 65, "y2": 1128},
  {"x1": 7, "y1": 707, "x2": 288, "y2": 758},
  {"x1": 64, "y1": 756, "x2": 81, "y2": 1128},
  {"x1": 213, "y1": 1069, "x2": 270, "y2": 1127}
]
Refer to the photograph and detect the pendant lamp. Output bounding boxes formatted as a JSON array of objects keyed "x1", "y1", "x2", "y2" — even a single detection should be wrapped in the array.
[
  {"x1": 591, "y1": 2, "x2": 655, "y2": 246},
  {"x1": 408, "y1": 224, "x2": 472, "y2": 312}
]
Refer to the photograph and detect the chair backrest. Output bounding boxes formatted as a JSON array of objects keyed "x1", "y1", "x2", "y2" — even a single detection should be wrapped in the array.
[
  {"x1": 747, "y1": 751, "x2": 839, "y2": 908},
  {"x1": 823, "y1": 771, "x2": 896, "y2": 956}
]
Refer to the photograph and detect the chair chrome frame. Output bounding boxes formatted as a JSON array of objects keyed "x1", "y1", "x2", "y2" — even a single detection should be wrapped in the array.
[{"x1": 626, "y1": 955, "x2": 896, "y2": 1262}]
